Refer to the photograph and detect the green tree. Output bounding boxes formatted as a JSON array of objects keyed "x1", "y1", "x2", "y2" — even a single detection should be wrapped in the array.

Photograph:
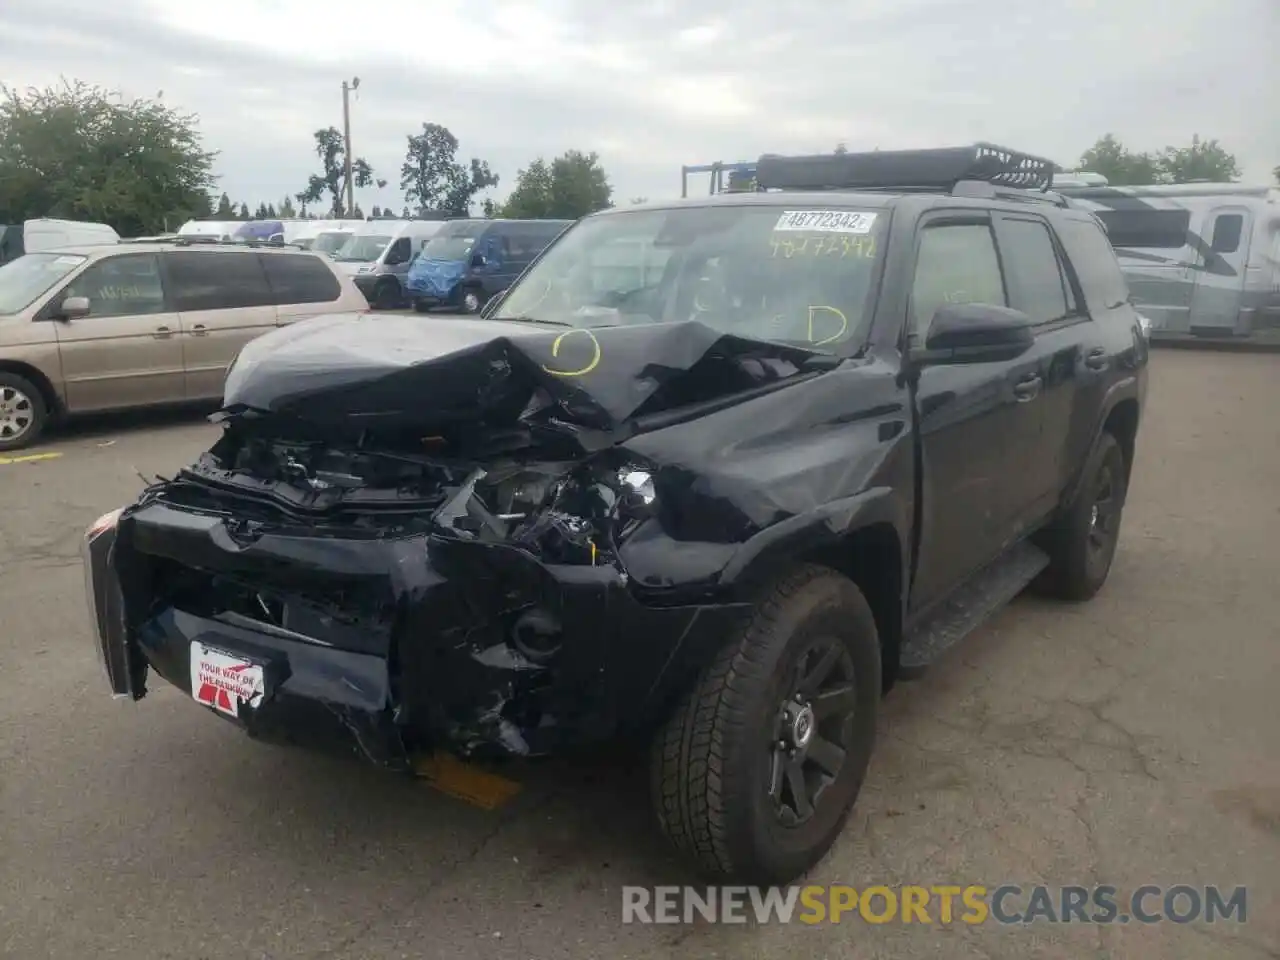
[
  {"x1": 278, "y1": 196, "x2": 297, "y2": 218},
  {"x1": 253, "y1": 202, "x2": 269, "y2": 218},
  {"x1": 296, "y1": 126, "x2": 379, "y2": 217},
  {"x1": 0, "y1": 79, "x2": 216, "y2": 235},
  {"x1": 353, "y1": 203, "x2": 365, "y2": 219},
  {"x1": 401, "y1": 205, "x2": 411, "y2": 218},
  {"x1": 400, "y1": 122, "x2": 499, "y2": 216},
  {"x1": 1158, "y1": 134, "x2": 1240, "y2": 183},
  {"x1": 370, "y1": 204, "x2": 382, "y2": 217},
  {"x1": 834, "y1": 142, "x2": 848, "y2": 154},
  {"x1": 214, "y1": 193, "x2": 235, "y2": 217},
  {"x1": 629, "y1": 197, "x2": 648, "y2": 205},
  {"x1": 1078, "y1": 134, "x2": 1163, "y2": 185},
  {"x1": 500, "y1": 150, "x2": 612, "y2": 219},
  {"x1": 237, "y1": 202, "x2": 250, "y2": 219}
]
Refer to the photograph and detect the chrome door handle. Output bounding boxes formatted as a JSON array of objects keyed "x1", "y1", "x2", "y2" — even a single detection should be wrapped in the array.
[
  {"x1": 152, "y1": 325, "x2": 173, "y2": 339},
  {"x1": 189, "y1": 324, "x2": 208, "y2": 337},
  {"x1": 1084, "y1": 348, "x2": 1107, "y2": 370},
  {"x1": 1013, "y1": 375, "x2": 1042, "y2": 401}
]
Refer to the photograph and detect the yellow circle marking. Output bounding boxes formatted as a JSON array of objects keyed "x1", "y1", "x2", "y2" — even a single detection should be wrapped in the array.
[
  {"x1": 540, "y1": 327, "x2": 601, "y2": 377},
  {"x1": 808, "y1": 305, "x2": 849, "y2": 346}
]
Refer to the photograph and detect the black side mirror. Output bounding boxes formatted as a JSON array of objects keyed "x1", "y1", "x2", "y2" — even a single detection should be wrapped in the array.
[
  {"x1": 912, "y1": 302, "x2": 1034, "y2": 366},
  {"x1": 470, "y1": 253, "x2": 486, "y2": 269}
]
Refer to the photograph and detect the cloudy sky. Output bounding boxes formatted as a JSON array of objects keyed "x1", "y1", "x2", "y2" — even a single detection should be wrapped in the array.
[{"x1": 2, "y1": 0, "x2": 1276, "y2": 213}]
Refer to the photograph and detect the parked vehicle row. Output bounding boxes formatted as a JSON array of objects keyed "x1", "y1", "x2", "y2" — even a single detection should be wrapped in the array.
[{"x1": 0, "y1": 242, "x2": 366, "y2": 449}]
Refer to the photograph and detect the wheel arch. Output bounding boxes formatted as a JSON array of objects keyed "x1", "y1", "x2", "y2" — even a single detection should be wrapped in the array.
[{"x1": 0, "y1": 360, "x2": 63, "y2": 418}]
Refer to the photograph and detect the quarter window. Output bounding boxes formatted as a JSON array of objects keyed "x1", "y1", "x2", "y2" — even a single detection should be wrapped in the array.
[
  {"x1": 62, "y1": 254, "x2": 167, "y2": 318},
  {"x1": 164, "y1": 251, "x2": 274, "y2": 311},
  {"x1": 910, "y1": 223, "x2": 1007, "y2": 336}
]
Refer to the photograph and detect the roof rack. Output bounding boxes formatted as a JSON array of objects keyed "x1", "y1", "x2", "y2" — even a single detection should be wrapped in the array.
[{"x1": 755, "y1": 143, "x2": 1060, "y2": 194}]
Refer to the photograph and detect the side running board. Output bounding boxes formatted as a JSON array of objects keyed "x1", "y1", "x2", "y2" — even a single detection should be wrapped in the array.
[{"x1": 898, "y1": 540, "x2": 1050, "y2": 678}]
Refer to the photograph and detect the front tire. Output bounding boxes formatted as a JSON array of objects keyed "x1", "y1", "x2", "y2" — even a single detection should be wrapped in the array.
[
  {"x1": 650, "y1": 565, "x2": 880, "y2": 885},
  {"x1": 1036, "y1": 431, "x2": 1128, "y2": 601},
  {"x1": 372, "y1": 278, "x2": 401, "y2": 310},
  {"x1": 0, "y1": 373, "x2": 48, "y2": 452}
]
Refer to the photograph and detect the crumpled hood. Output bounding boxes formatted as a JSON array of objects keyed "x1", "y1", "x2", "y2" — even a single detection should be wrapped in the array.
[
  {"x1": 221, "y1": 313, "x2": 828, "y2": 444},
  {"x1": 406, "y1": 257, "x2": 465, "y2": 296}
]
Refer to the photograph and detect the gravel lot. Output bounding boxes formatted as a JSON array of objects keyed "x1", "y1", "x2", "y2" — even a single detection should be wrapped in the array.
[{"x1": 1, "y1": 348, "x2": 1277, "y2": 960}]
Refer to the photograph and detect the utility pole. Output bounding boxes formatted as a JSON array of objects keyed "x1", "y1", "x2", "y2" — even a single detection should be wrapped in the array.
[{"x1": 342, "y1": 77, "x2": 360, "y2": 217}]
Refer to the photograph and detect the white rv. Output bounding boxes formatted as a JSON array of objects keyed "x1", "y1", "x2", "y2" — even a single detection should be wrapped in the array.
[{"x1": 1058, "y1": 178, "x2": 1280, "y2": 341}]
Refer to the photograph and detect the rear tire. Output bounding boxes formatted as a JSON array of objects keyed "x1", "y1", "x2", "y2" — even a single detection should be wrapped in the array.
[
  {"x1": 0, "y1": 372, "x2": 48, "y2": 452},
  {"x1": 650, "y1": 565, "x2": 880, "y2": 885},
  {"x1": 1035, "y1": 431, "x2": 1128, "y2": 601},
  {"x1": 412, "y1": 300, "x2": 432, "y2": 314}
]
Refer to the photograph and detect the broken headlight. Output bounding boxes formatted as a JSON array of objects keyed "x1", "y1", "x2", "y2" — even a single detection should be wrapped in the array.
[{"x1": 508, "y1": 463, "x2": 658, "y2": 567}]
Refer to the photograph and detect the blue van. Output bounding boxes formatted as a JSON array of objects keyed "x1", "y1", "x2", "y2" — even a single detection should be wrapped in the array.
[
  {"x1": 405, "y1": 218, "x2": 570, "y2": 314},
  {"x1": 232, "y1": 220, "x2": 285, "y2": 243}
]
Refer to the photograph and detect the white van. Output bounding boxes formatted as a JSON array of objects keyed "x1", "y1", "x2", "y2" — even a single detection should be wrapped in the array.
[
  {"x1": 176, "y1": 220, "x2": 241, "y2": 242},
  {"x1": 0, "y1": 219, "x2": 119, "y2": 263},
  {"x1": 293, "y1": 219, "x2": 365, "y2": 254},
  {"x1": 331, "y1": 219, "x2": 445, "y2": 308}
]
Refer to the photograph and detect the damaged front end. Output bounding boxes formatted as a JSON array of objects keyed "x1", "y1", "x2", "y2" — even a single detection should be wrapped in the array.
[{"x1": 82, "y1": 316, "x2": 835, "y2": 766}]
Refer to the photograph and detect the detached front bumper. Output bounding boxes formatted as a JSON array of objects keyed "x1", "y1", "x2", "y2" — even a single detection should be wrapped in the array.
[{"x1": 81, "y1": 500, "x2": 750, "y2": 765}]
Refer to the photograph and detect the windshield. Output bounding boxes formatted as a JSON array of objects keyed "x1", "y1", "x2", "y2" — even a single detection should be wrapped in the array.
[
  {"x1": 312, "y1": 231, "x2": 353, "y2": 255},
  {"x1": 492, "y1": 206, "x2": 885, "y2": 352},
  {"x1": 0, "y1": 253, "x2": 87, "y2": 314},
  {"x1": 334, "y1": 235, "x2": 391, "y2": 262},
  {"x1": 419, "y1": 234, "x2": 479, "y2": 260}
]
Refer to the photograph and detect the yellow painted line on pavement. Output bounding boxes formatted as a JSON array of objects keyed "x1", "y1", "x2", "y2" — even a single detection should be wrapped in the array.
[
  {"x1": 412, "y1": 751, "x2": 522, "y2": 810},
  {"x1": 0, "y1": 451, "x2": 63, "y2": 466}
]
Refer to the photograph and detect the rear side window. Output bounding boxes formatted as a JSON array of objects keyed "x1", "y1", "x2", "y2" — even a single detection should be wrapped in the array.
[
  {"x1": 996, "y1": 218, "x2": 1071, "y2": 323},
  {"x1": 910, "y1": 222, "x2": 1007, "y2": 335},
  {"x1": 165, "y1": 251, "x2": 274, "y2": 311},
  {"x1": 260, "y1": 253, "x2": 340, "y2": 304},
  {"x1": 1055, "y1": 218, "x2": 1131, "y2": 310},
  {"x1": 1093, "y1": 209, "x2": 1189, "y2": 249}
]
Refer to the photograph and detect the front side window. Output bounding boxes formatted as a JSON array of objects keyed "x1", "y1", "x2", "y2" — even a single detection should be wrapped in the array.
[
  {"x1": 62, "y1": 254, "x2": 166, "y2": 318},
  {"x1": 910, "y1": 222, "x2": 1007, "y2": 336},
  {"x1": 491, "y1": 206, "x2": 886, "y2": 353},
  {"x1": 311, "y1": 232, "x2": 351, "y2": 255},
  {"x1": 0, "y1": 253, "x2": 86, "y2": 314},
  {"x1": 1210, "y1": 213, "x2": 1244, "y2": 254}
]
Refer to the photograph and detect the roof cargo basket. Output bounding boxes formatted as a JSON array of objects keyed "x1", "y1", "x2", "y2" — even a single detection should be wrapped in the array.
[{"x1": 755, "y1": 143, "x2": 1059, "y2": 194}]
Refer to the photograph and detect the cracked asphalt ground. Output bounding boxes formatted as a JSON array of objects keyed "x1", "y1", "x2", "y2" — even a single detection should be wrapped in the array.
[{"x1": 1, "y1": 348, "x2": 1277, "y2": 960}]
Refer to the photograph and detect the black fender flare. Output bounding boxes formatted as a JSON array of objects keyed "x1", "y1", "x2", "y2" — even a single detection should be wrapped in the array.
[
  {"x1": 717, "y1": 485, "x2": 912, "y2": 594},
  {"x1": 1062, "y1": 373, "x2": 1143, "y2": 509}
]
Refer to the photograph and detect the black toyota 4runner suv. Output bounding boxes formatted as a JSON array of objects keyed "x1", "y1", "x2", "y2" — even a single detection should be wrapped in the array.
[{"x1": 82, "y1": 144, "x2": 1148, "y2": 885}]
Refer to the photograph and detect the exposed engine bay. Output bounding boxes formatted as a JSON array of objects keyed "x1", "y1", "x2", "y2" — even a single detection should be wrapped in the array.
[{"x1": 164, "y1": 421, "x2": 659, "y2": 572}]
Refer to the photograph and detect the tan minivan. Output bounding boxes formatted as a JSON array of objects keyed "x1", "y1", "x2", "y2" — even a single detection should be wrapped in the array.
[{"x1": 0, "y1": 242, "x2": 369, "y2": 450}]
